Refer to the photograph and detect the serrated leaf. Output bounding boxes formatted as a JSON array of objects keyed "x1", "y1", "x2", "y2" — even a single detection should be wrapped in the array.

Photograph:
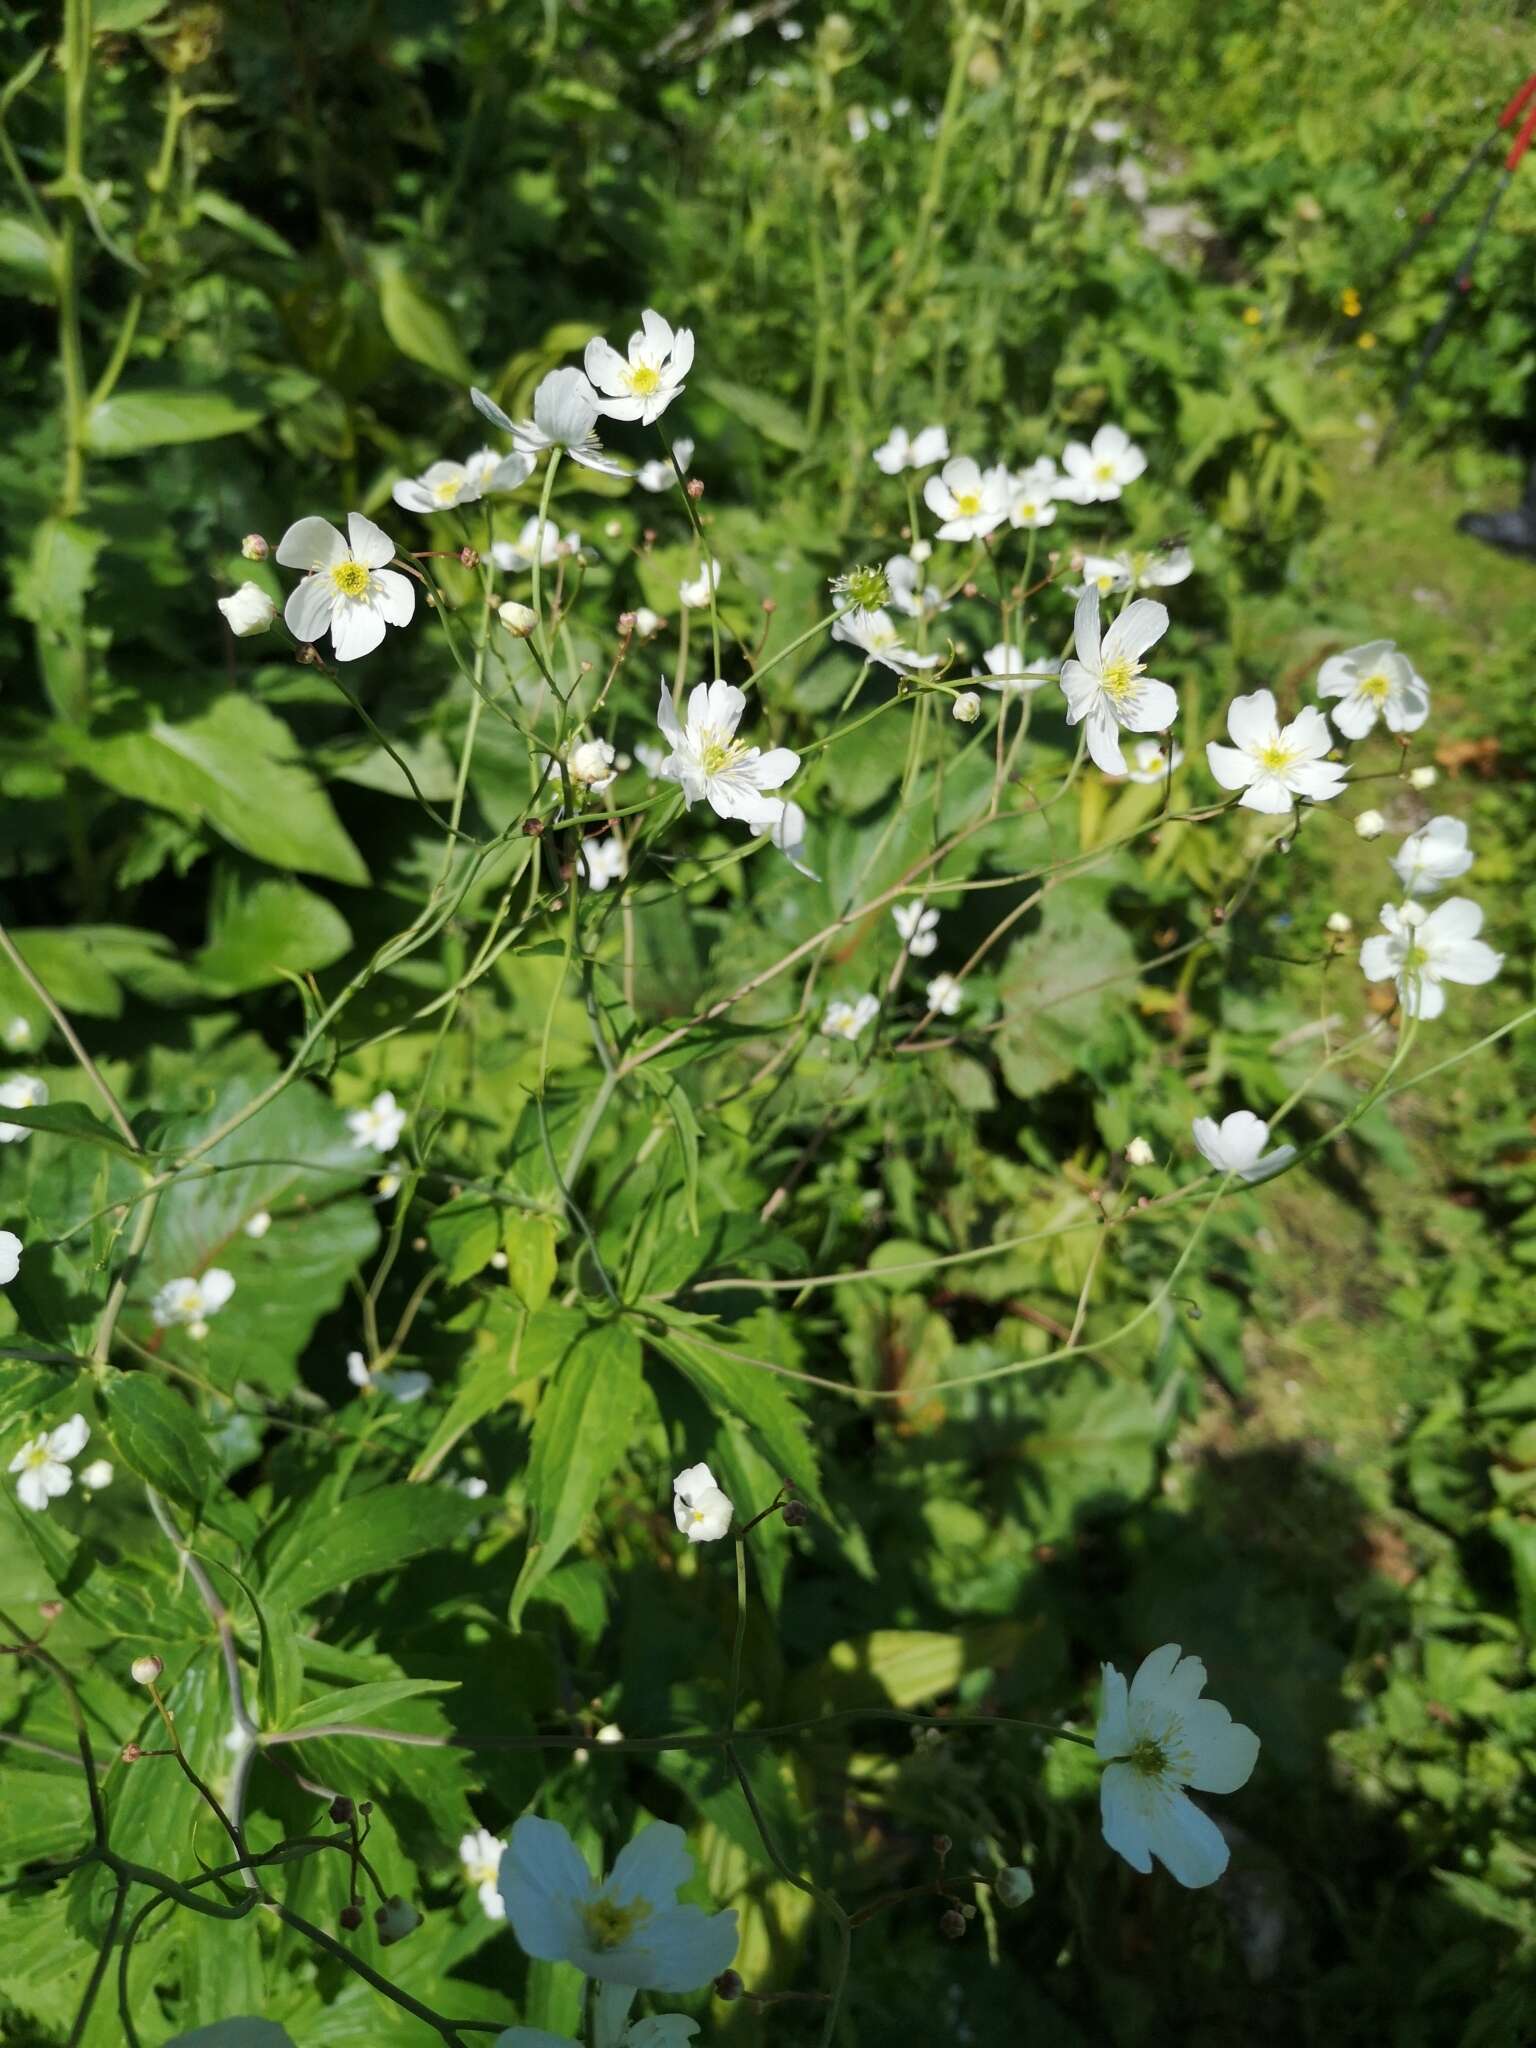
[
  {"x1": 99, "y1": 1370, "x2": 216, "y2": 1508},
  {"x1": 260, "y1": 1485, "x2": 483, "y2": 1610},
  {"x1": 503, "y1": 1210, "x2": 558, "y2": 1311},
  {"x1": 649, "y1": 1323, "x2": 824, "y2": 1511},
  {"x1": 282, "y1": 1676, "x2": 459, "y2": 1732}
]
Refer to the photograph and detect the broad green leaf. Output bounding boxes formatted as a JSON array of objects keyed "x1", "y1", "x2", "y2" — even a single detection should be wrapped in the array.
[
  {"x1": 195, "y1": 874, "x2": 352, "y2": 994},
  {"x1": 100, "y1": 1370, "x2": 216, "y2": 1508},
  {"x1": 412, "y1": 1301, "x2": 586, "y2": 1479},
  {"x1": 85, "y1": 384, "x2": 266, "y2": 456},
  {"x1": 282, "y1": 1675, "x2": 459, "y2": 1731},
  {"x1": 68, "y1": 695, "x2": 368, "y2": 882},
  {"x1": 996, "y1": 882, "x2": 1139, "y2": 1098},
  {"x1": 696, "y1": 372, "x2": 809, "y2": 450},
  {"x1": 0, "y1": 1360, "x2": 72, "y2": 1430},
  {"x1": 0, "y1": 215, "x2": 56, "y2": 295},
  {"x1": 0, "y1": 1098, "x2": 141, "y2": 1158},
  {"x1": 427, "y1": 1192, "x2": 503, "y2": 1284},
  {"x1": 373, "y1": 251, "x2": 475, "y2": 383},
  {"x1": 510, "y1": 1322, "x2": 644, "y2": 1627},
  {"x1": 261, "y1": 1484, "x2": 483, "y2": 1609},
  {"x1": 503, "y1": 1210, "x2": 559, "y2": 1311}
]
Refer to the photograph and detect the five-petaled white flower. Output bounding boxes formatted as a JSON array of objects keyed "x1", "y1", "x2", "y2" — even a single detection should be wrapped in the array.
[
  {"x1": 1122, "y1": 738, "x2": 1184, "y2": 784},
  {"x1": 491, "y1": 518, "x2": 581, "y2": 573},
  {"x1": 460, "y1": 1828, "x2": 509, "y2": 1920},
  {"x1": 1205, "y1": 690, "x2": 1346, "y2": 815},
  {"x1": 884, "y1": 554, "x2": 946, "y2": 620},
  {"x1": 348, "y1": 1090, "x2": 406, "y2": 1153},
  {"x1": 1391, "y1": 816, "x2": 1473, "y2": 897},
  {"x1": 892, "y1": 900, "x2": 940, "y2": 957},
  {"x1": 151, "y1": 1268, "x2": 236, "y2": 1337},
  {"x1": 673, "y1": 1462, "x2": 733, "y2": 1543},
  {"x1": 831, "y1": 606, "x2": 940, "y2": 677},
  {"x1": 1059, "y1": 587, "x2": 1179, "y2": 776},
  {"x1": 498, "y1": 1816, "x2": 737, "y2": 1989},
  {"x1": 0, "y1": 1074, "x2": 47, "y2": 1144},
  {"x1": 1359, "y1": 897, "x2": 1502, "y2": 1020},
  {"x1": 347, "y1": 1348, "x2": 431, "y2": 1404},
  {"x1": 565, "y1": 739, "x2": 618, "y2": 793},
  {"x1": 678, "y1": 558, "x2": 720, "y2": 610},
  {"x1": 10, "y1": 1413, "x2": 90, "y2": 1513},
  {"x1": 217, "y1": 582, "x2": 277, "y2": 637},
  {"x1": 472, "y1": 371, "x2": 631, "y2": 478},
  {"x1": 873, "y1": 424, "x2": 950, "y2": 474},
  {"x1": 581, "y1": 836, "x2": 628, "y2": 890},
  {"x1": 1072, "y1": 553, "x2": 1133, "y2": 598},
  {"x1": 392, "y1": 448, "x2": 532, "y2": 515},
  {"x1": 923, "y1": 456, "x2": 1012, "y2": 542},
  {"x1": 1096, "y1": 1643, "x2": 1259, "y2": 1888},
  {"x1": 926, "y1": 973, "x2": 964, "y2": 1016},
  {"x1": 1191, "y1": 1110, "x2": 1296, "y2": 1184},
  {"x1": 276, "y1": 513, "x2": 416, "y2": 663},
  {"x1": 1008, "y1": 458, "x2": 1060, "y2": 529},
  {"x1": 1317, "y1": 639, "x2": 1429, "y2": 740},
  {"x1": 1057, "y1": 423, "x2": 1147, "y2": 504},
  {"x1": 585, "y1": 310, "x2": 694, "y2": 425},
  {"x1": 822, "y1": 994, "x2": 879, "y2": 1041},
  {"x1": 0, "y1": 1229, "x2": 20, "y2": 1285},
  {"x1": 655, "y1": 681, "x2": 799, "y2": 833},
  {"x1": 635, "y1": 437, "x2": 694, "y2": 493}
]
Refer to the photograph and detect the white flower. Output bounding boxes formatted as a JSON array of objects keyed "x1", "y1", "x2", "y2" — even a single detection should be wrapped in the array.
[
  {"x1": 1096, "y1": 1644, "x2": 1259, "y2": 1888},
  {"x1": 634, "y1": 438, "x2": 693, "y2": 493},
  {"x1": 673, "y1": 1462, "x2": 733, "y2": 1543},
  {"x1": 581, "y1": 836, "x2": 628, "y2": 890},
  {"x1": 1326, "y1": 911, "x2": 1354, "y2": 935},
  {"x1": 244, "y1": 1210, "x2": 272, "y2": 1239},
  {"x1": 923, "y1": 456, "x2": 1011, "y2": 542},
  {"x1": 1191, "y1": 1111, "x2": 1296, "y2": 1184},
  {"x1": 0, "y1": 1074, "x2": 48, "y2": 1143},
  {"x1": 275, "y1": 512, "x2": 416, "y2": 663},
  {"x1": 568, "y1": 738, "x2": 618, "y2": 792},
  {"x1": 472, "y1": 371, "x2": 631, "y2": 478},
  {"x1": 151, "y1": 1268, "x2": 236, "y2": 1333},
  {"x1": 678, "y1": 558, "x2": 720, "y2": 610},
  {"x1": 872, "y1": 424, "x2": 949, "y2": 474},
  {"x1": 1354, "y1": 809, "x2": 1386, "y2": 840},
  {"x1": 1317, "y1": 639, "x2": 1429, "y2": 739},
  {"x1": 3, "y1": 1017, "x2": 31, "y2": 1049},
  {"x1": 1409, "y1": 764, "x2": 1437, "y2": 790},
  {"x1": 909, "y1": 538, "x2": 932, "y2": 564},
  {"x1": 1059, "y1": 587, "x2": 1179, "y2": 777},
  {"x1": 655, "y1": 680, "x2": 799, "y2": 832},
  {"x1": 348, "y1": 1090, "x2": 407, "y2": 1153},
  {"x1": 217, "y1": 582, "x2": 277, "y2": 637},
  {"x1": 634, "y1": 740, "x2": 669, "y2": 779},
  {"x1": 884, "y1": 554, "x2": 946, "y2": 620},
  {"x1": 464, "y1": 444, "x2": 536, "y2": 494},
  {"x1": 0, "y1": 1229, "x2": 21, "y2": 1285},
  {"x1": 346, "y1": 1348, "x2": 431, "y2": 1404},
  {"x1": 498, "y1": 1815, "x2": 737, "y2": 1989},
  {"x1": 831, "y1": 606, "x2": 940, "y2": 676},
  {"x1": 1205, "y1": 689, "x2": 1346, "y2": 814},
  {"x1": 977, "y1": 642, "x2": 1050, "y2": 695},
  {"x1": 1057, "y1": 424, "x2": 1147, "y2": 504},
  {"x1": 1125, "y1": 1136, "x2": 1155, "y2": 1167},
  {"x1": 1007, "y1": 458, "x2": 1060, "y2": 529},
  {"x1": 392, "y1": 448, "x2": 531, "y2": 515},
  {"x1": 1359, "y1": 897, "x2": 1502, "y2": 1020},
  {"x1": 822, "y1": 994, "x2": 879, "y2": 1041},
  {"x1": 926, "y1": 973, "x2": 964, "y2": 1016},
  {"x1": 770, "y1": 799, "x2": 819, "y2": 880},
  {"x1": 500, "y1": 601, "x2": 539, "y2": 639},
  {"x1": 9, "y1": 1413, "x2": 90, "y2": 1513},
  {"x1": 491, "y1": 518, "x2": 581, "y2": 573},
  {"x1": 892, "y1": 900, "x2": 940, "y2": 957},
  {"x1": 79, "y1": 1458, "x2": 114, "y2": 1491},
  {"x1": 847, "y1": 107, "x2": 870, "y2": 142},
  {"x1": 460, "y1": 1828, "x2": 509, "y2": 1921},
  {"x1": 585, "y1": 310, "x2": 694, "y2": 425},
  {"x1": 376, "y1": 1161, "x2": 404, "y2": 1200},
  {"x1": 1071, "y1": 553, "x2": 1133, "y2": 598},
  {"x1": 1122, "y1": 738, "x2": 1184, "y2": 783},
  {"x1": 1131, "y1": 545, "x2": 1194, "y2": 590},
  {"x1": 951, "y1": 691, "x2": 982, "y2": 723},
  {"x1": 1391, "y1": 816, "x2": 1473, "y2": 896}
]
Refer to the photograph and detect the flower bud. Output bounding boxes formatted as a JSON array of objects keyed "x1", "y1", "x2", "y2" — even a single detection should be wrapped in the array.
[
  {"x1": 37, "y1": 1600, "x2": 62, "y2": 1622},
  {"x1": 241, "y1": 533, "x2": 269, "y2": 561},
  {"x1": 932, "y1": 1833, "x2": 953, "y2": 1858},
  {"x1": 604, "y1": 519, "x2": 624, "y2": 539},
  {"x1": 995, "y1": 1865, "x2": 1035, "y2": 1908},
  {"x1": 1354, "y1": 809, "x2": 1385, "y2": 840},
  {"x1": 500, "y1": 601, "x2": 538, "y2": 639},
  {"x1": 951, "y1": 691, "x2": 981, "y2": 724},
  {"x1": 329, "y1": 1795, "x2": 355, "y2": 1824},
  {"x1": 1325, "y1": 911, "x2": 1353, "y2": 935},
  {"x1": 686, "y1": 476, "x2": 705, "y2": 499},
  {"x1": 909, "y1": 538, "x2": 933, "y2": 564},
  {"x1": 374, "y1": 1896, "x2": 421, "y2": 1946},
  {"x1": 132, "y1": 1654, "x2": 164, "y2": 1686},
  {"x1": 1125, "y1": 1136, "x2": 1155, "y2": 1167},
  {"x1": 217, "y1": 582, "x2": 277, "y2": 638},
  {"x1": 782, "y1": 1497, "x2": 810, "y2": 1527},
  {"x1": 339, "y1": 1901, "x2": 363, "y2": 1931},
  {"x1": 939, "y1": 1908, "x2": 966, "y2": 1940},
  {"x1": 458, "y1": 545, "x2": 481, "y2": 569},
  {"x1": 121, "y1": 1741, "x2": 144, "y2": 1764},
  {"x1": 714, "y1": 1969, "x2": 744, "y2": 2001},
  {"x1": 1409, "y1": 765, "x2": 1437, "y2": 790}
]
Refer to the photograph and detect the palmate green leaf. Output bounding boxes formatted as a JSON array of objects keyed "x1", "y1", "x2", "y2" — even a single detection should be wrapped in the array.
[
  {"x1": 194, "y1": 874, "x2": 353, "y2": 994},
  {"x1": 510, "y1": 1321, "x2": 644, "y2": 1627},
  {"x1": 66, "y1": 695, "x2": 367, "y2": 882},
  {"x1": 260, "y1": 1484, "x2": 484, "y2": 1609},
  {"x1": 99, "y1": 1369, "x2": 217, "y2": 1509},
  {"x1": 84, "y1": 384, "x2": 266, "y2": 455},
  {"x1": 412, "y1": 1300, "x2": 587, "y2": 1478}
]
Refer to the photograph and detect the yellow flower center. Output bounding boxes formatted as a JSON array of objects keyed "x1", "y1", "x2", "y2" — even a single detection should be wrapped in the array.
[
  {"x1": 1018, "y1": 501, "x2": 1038, "y2": 519},
  {"x1": 1256, "y1": 740, "x2": 1297, "y2": 773},
  {"x1": 1100, "y1": 654, "x2": 1143, "y2": 703},
  {"x1": 627, "y1": 363, "x2": 662, "y2": 395},
  {"x1": 954, "y1": 492, "x2": 982, "y2": 517},
  {"x1": 20, "y1": 1444, "x2": 51, "y2": 1471},
  {"x1": 582, "y1": 1893, "x2": 650, "y2": 1950},
  {"x1": 433, "y1": 477, "x2": 463, "y2": 503},
  {"x1": 330, "y1": 559, "x2": 371, "y2": 600},
  {"x1": 698, "y1": 731, "x2": 746, "y2": 776},
  {"x1": 1127, "y1": 1736, "x2": 1169, "y2": 1777},
  {"x1": 1094, "y1": 461, "x2": 1116, "y2": 482},
  {"x1": 1403, "y1": 942, "x2": 1429, "y2": 973},
  {"x1": 1359, "y1": 670, "x2": 1391, "y2": 701}
]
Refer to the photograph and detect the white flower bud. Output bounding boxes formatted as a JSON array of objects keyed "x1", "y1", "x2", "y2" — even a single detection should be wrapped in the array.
[
  {"x1": 1409, "y1": 765, "x2": 1437, "y2": 790},
  {"x1": 1354, "y1": 809, "x2": 1385, "y2": 841},
  {"x1": 374, "y1": 1895, "x2": 421, "y2": 1947},
  {"x1": 244, "y1": 1210, "x2": 272, "y2": 1239},
  {"x1": 132, "y1": 1654, "x2": 164, "y2": 1686},
  {"x1": 499, "y1": 601, "x2": 538, "y2": 639},
  {"x1": 1125, "y1": 1136, "x2": 1155, "y2": 1167},
  {"x1": 80, "y1": 1458, "x2": 114, "y2": 1490},
  {"x1": 952, "y1": 690, "x2": 982, "y2": 724},
  {"x1": 1325, "y1": 911, "x2": 1353, "y2": 934},
  {"x1": 240, "y1": 533, "x2": 269, "y2": 561},
  {"x1": 995, "y1": 1865, "x2": 1035, "y2": 1907},
  {"x1": 217, "y1": 582, "x2": 277, "y2": 637},
  {"x1": 909, "y1": 538, "x2": 933, "y2": 563}
]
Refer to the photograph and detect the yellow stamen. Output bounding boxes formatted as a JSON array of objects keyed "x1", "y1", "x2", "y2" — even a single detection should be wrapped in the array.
[
  {"x1": 627, "y1": 364, "x2": 662, "y2": 396},
  {"x1": 1359, "y1": 671, "x2": 1391, "y2": 701},
  {"x1": 1100, "y1": 654, "x2": 1143, "y2": 703},
  {"x1": 433, "y1": 477, "x2": 462, "y2": 503},
  {"x1": 582, "y1": 1894, "x2": 650, "y2": 1950},
  {"x1": 953, "y1": 492, "x2": 982, "y2": 517},
  {"x1": 330, "y1": 559, "x2": 371, "y2": 599},
  {"x1": 1256, "y1": 741, "x2": 1296, "y2": 773},
  {"x1": 698, "y1": 731, "x2": 746, "y2": 776}
]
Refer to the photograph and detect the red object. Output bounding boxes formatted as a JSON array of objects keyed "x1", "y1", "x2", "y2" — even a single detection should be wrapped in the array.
[
  {"x1": 1497, "y1": 72, "x2": 1536, "y2": 128},
  {"x1": 1506, "y1": 104, "x2": 1536, "y2": 170}
]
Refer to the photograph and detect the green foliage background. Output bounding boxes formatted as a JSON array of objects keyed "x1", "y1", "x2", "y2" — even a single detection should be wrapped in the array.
[{"x1": 2, "y1": 1, "x2": 1535, "y2": 2044}]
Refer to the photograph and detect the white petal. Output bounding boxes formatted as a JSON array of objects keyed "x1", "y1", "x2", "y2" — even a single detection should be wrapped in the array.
[
  {"x1": 1099, "y1": 1763, "x2": 1153, "y2": 1873},
  {"x1": 284, "y1": 577, "x2": 334, "y2": 645},
  {"x1": 1204, "y1": 742, "x2": 1252, "y2": 792},
  {"x1": 392, "y1": 480, "x2": 437, "y2": 514},
  {"x1": 1326, "y1": 693, "x2": 1376, "y2": 740},
  {"x1": 1095, "y1": 1662, "x2": 1132, "y2": 1757},
  {"x1": 1083, "y1": 709, "x2": 1128, "y2": 776},
  {"x1": 632, "y1": 1901, "x2": 739, "y2": 1992},
  {"x1": 499, "y1": 1817, "x2": 591, "y2": 1956},
  {"x1": 1181, "y1": 1699, "x2": 1261, "y2": 1793},
  {"x1": 275, "y1": 516, "x2": 346, "y2": 570},
  {"x1": 1433, "y1": 937, "x2": 1502, "y2": 987},
  {"x1": 1101, "y1": 598, "x2": 1168, "y2": 666},
  {"x1": 1071, "y1": 585, "x2": 1102, "y2": 671},
  {"x1": 471, "y1": 386, "x2": 519, "y2": 435},
  {"x1": 1224, "y1": 690, "x2": 1277, "y2": 751},
  {"x1": 1357, "y1": 934, "x2": 1397, "y2": 982},
  {"x1": 1121, "y1": 678, "x2": 1179, "y2": 733},
  {"x1": 1144, "y1": 1784, "x2": 1231, "y2": 1888},
  {"x1": 330, "y1": 601, "x2": 387, "y2": 663},
  {"x1": 372, "y1": 569, "x2": 416, "y2": 629},
  {"x1": 609, "y1": 1822, "x2": 692, "y2": 1907},
  {"x1": 746, "y1": 745, "x2": 800, "y2": 792},
  {"x1": 346, "y1": 512, "x2": 398, "y2": 569},
  {"x1": 47, "y1": 1412, "x2": 90, "y2": 1461}
]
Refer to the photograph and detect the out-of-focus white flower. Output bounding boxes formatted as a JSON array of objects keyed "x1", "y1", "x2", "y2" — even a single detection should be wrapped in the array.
[
  {"x1": 244, "y1": 1210, "x2": 272, "y2": 1239},
  {"x1": 678, "y1": 558, "x2": 720, "y2": 609},
  {"x1": 884, "y1": 554, "x2": 945, "y2": 620},
  {"x1": 634, "y1": 741, "x2": 668, "y2": 780},
  {"x1": 500, "y1": 601, "x2": 539, "y2": 638},
  {"x1": 822, "y1": 994, "x2": 879, "y2": 1041},
  {"x1": 1125, "y1": 1136, "x2": 1155, "y2": 1167},
  {"x1": 217, "y1": 582, "x2": 277, "y2": 637},
  {"x1": 2, "y1": 1017, "x2": 31, "y2": 1050},
  {"x1": 977, "y1": 642, "x2": 1048, "y2": 694},
  {"x1": 10, "y1": 1413, "x2": 90, "y2": 1512},
  {"x1": 0, "y1": 1074, "x2": 46, "y2": 1144},
  {"x1": 1122, "y1": 738, "x2": 1184, "y2": 783},
  {"x1": 1205, "y1": 690, "x2": 1346, "y2": 814},
  {"x1": 1096, "y1": 1644, "x2": 1259, "y2": 1888},
  {"x1": 1060, "y1": 587, "x2": 1179, "y2": 777},
  {"x1": 892, "y1": 900, "x2": 940, "y2": 957},
  {"x1": 673, "y1": 1462, "x2": 733, "y2": 1543},
  {"x1": 585, "y1": 311, "x2": 693, "y2": 425},
  {"x1": 630, "y1": 608, "x2": 665, "y2": 640},
  {"x1": 348, "y1": 1091, "x2": 407, "y2": 1153},
  {"x1": 779, "y1": 17, "x2": 805, "y2": 37},
  {"x1": 0, "y1": 1229, "x2": 21, "y2": 1285},
  {"x1": 1191, "y1": 1111, "x2": 1296, "y2": 1183},
  {"x1": 873, "y1": 424, "x2": 950, "y2": 474},
  {"x1": 1057, "y1": 424, "x2": 1147, "y2": 504},
  {"x1": 460, "y1": 1828, "x2": 509, "y2": 1920},
  {"x1": 472, "y1": 371, "x2": 631, "y2": 478},
  {"x1": 952, "y1": 690, "x2": 982, "y2": 723},
  {"x1": 926, "y1": 973, "x2": 964, "y2": 1016},
  {"x1": 346, "y1": 1348, "x2": 431, "y2": 1404},
  {"x1": 1006, "y1": 457, "x2": 1060, "y2": 532},
  {"x1": 770, "y1": 799, "x2": 818, "y2": 880},
  {"x1": 847, "y1": 108, "x2": 871, "y2": 143},
  {"x1": 1391, "y1": 816, "x2": 1473, "y2": 896},
  {"x1": 79, "y1": 1457, "x2": 114, "y2": 1492},
  {"x1": 923, "y1": 456, "x2": 1011, "y2": 542},
  {"x1": 1071, "y1": 553, "x2": 1133, "y2": 598},
  {"x1": 392, "y1": 450, "x2": 529, "y2": 515},
  {"x1": 581, "y1": 836, "x2": 628, "y2": 890},
  {"x1": 1354, "y1": 809, "x2": 1385, "y2": 840},
  {"x1": 568, "y1": 738, "x2": 618, "y2": 792},
  {"x1": 276, "y1": 513, "x2": 415, "y2": 662},
  {"x1": 152, "y1": 1268, "x2": 236, "y2": 1335},
  {"x1": 1409, "y1": 765, "x2": 1438, "y2": 790},
  {"x1": 656, "y1": 680, "x2": 798, "y2": 832},
  {"x1": 1317, "y1": 639, "x2": 1429, "y2": 739},
  {"x1": 376, "y1": 1160, "x2": 404, "y2": 1200},
  {"x1": 464, "y1": 444, "x2": 536, "y2": 494},
  {"x1": 491, "y1": 518, "x2": 581, "y2": 573},
  {"x1": 499, "y1": 1816, "x2": 737, "y2": 1990},
  {"x1": 995, "y1": 1865, "x2": 1035, "y2": 1907},
  {"x1": 1325, "y1": 911, "x2": 1354, "y2": 935},
  {"x1": 1359, "y1": 897, "x2": 1502, "y2": 1020},
  {"x1": 635, "y1": 438, "x2": 694, "y2": 493},
  {"x1": 831, "y1": 606, "x2": 940, "y2": 676},
  {"x1": 1131, "y1": 545, "x2": 1194, "y2": 590}
]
